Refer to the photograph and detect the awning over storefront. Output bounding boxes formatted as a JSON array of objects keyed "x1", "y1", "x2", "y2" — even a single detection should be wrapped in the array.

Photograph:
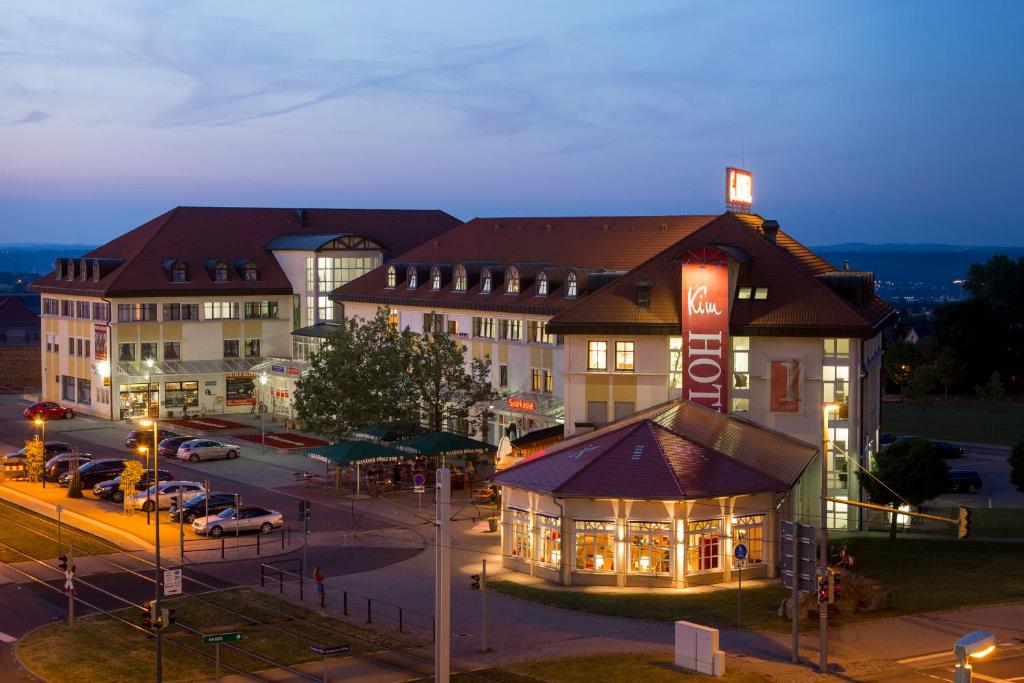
[
  {"x1": 500, "y1": 393, "x2": 565, "y2": 422},
  {"x1": 291, "y1": 322, "x2": 342, "y2": 339},
  {"x1": 394, "y1": 431, "x2": 495, "y2": 457},
  {"x1": 307, "y1": 440, "x2": 412, "y2": 466},
  {"x1": 250, "y1": 358, "x2": 309, "y2": 379},
  {"x1": 351, "y1": 423, "x2": 423, "y2": 442},
  {"x1": 117, "y1": 358, "x2": 264, "y2": 379}
]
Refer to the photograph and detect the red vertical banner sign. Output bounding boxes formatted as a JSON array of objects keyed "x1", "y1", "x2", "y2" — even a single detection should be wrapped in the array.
[{"x1": 681, "y1": 248, "x2": 730, "y2": 413}]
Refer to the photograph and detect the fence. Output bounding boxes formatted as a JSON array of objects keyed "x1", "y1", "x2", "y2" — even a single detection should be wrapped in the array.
[{"x1": 181, "y1": 524, "x2": 292, "y2": 560}]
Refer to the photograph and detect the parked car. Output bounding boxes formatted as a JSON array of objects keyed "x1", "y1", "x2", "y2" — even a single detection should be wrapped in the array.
[
  {"x1": 192, "y1": 506, "x2": 283, "y2": 537},
  {"x1": 931, "y1": 440, "x2": 965, "y2": 459},
  {"x1": 43, "y1": 453, "x2": 93, "y2": 481},
  {"x1": 5, "y1": 442, "x2": 74, "y2": 461},
  {"x1": 158, "y1": 436, "x2": 194, "y2": 458},
  {"x1": 60, "y1": 459, "x2": 126, "y2": 488},
  {"x1": 93, "y1": 469, "x2": 174, "y2": 502},
  {"x1": 169, "y1": 492, "x2": 238, "y2": 524},
  {"x1": 132, "y1": 481, "x2": 206, "y2": 512},
  {"x1": 125, "y1": 429, "x2": 178, "y2": 450},
  {"x1": 176, "y1": 439, "x2": 241, "y2": 463},
  {"x1": 948, "y1": 469, "x2": 982, "y2": 493},
  {"x1": 24, "y1": 401, "x2": 74, "y2": 420}
]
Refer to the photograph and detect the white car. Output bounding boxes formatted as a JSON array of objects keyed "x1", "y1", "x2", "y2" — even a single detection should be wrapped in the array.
[
  {"x1": 191, "y1": 506, "x2": 284, "y2": 537},
  {"x1": 176, "y1": 439, "x2": 241, "y2": 463},
  {"x1": 133, "y1": 481, "x2": 206, "y2": 512}
]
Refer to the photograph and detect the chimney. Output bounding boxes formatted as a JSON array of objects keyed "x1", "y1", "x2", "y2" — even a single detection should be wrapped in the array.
[
  {"x1": 294, "y1": 208, "x2": 307, "y2": 227},
  {"x1": 636, "y1": 279, "x2": 652, "y2": 309},
  {"x1": 761, "y1": 219, "x2": 779, "y2": 244}
]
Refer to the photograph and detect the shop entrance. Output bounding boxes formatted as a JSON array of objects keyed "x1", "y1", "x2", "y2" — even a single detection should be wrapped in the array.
[{"x1": 119, "y1": 383, "x2": 158, "y2": 419}]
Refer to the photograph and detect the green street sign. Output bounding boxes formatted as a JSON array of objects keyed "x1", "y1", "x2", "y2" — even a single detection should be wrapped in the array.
[{"x1": 202, "y1": 632, "x2": 242, "y2": 644}]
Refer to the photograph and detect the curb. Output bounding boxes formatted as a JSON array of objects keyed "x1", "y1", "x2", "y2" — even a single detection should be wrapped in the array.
[{"x1": 12, "y1": 621, "x2": 58, "y2": 683}]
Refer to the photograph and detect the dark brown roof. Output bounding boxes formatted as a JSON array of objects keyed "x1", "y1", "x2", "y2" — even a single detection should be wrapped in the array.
[
  {"x1": 332, "y1": 215, "x2": 719, "y2": 315},
  {"x1": 547, "y1": 212, "x2": 896, "y2": 337},
  {"x1": 493, "y1": 398, "x2": 817, "y2": 499},
  {"x1": 0, "y1": 297, "x2": 39, "y2": 327},
  {"x1": 29, "y1": 207, "x2": 462, "y2": 298}
]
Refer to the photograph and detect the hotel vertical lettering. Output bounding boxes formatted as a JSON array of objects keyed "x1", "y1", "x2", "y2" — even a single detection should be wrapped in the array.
[{"x1": 681, "y1": 248, "x2": 729, "y2": 413}]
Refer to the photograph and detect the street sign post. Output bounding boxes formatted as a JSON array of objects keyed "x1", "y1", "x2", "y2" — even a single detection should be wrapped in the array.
[
  {"x1": 203, "y1": 632, "x2": 242, "y2": 681},
  {"x1": 781, "y1": 520, "x2": 817, "y2": 664},
  {"x1": 164, "y1": 568, "x2": 182, "y2": 596},
  {"x1": 413, "y1": 472, "x2": 426, "y2": 493},
  {"x1": 311, "y1": 644, "x2": 351, "y2": 682},
  {"x1": 734, "y1": 543, "x2": 747, "y2": 627}
]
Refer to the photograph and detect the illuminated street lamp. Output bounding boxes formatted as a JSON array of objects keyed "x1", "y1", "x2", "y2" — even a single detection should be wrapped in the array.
[
  {"x1": 954, "y1": 631, "x2": 996, "y2": 683},
  {"x1": 137, "y1": 412, "x2": 163, "y2": 682},
  {"x1": 34, "y1": 417, "x2": 45, "y2": 488}
]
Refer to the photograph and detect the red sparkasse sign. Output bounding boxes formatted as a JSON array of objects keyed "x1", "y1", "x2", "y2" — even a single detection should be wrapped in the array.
[
  {"x1": 507, "y1": 397, "x2": 536, "y2": 412},
  {"x1": 681, "y1": 248, "x2": 729, "y2": 413}
]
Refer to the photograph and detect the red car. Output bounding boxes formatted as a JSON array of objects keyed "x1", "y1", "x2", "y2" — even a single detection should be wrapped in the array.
[{"x1": 24, "y1": 401, "x2": 75, "y2": 420}]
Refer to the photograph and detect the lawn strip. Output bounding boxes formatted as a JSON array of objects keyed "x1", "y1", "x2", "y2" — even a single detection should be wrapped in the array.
[
  {"x1": 881, "y1": 398, "x2": 1024, "y2": 446},
  {"x1": 0, "y1": 499, "x2": 123, "y2": 561}
]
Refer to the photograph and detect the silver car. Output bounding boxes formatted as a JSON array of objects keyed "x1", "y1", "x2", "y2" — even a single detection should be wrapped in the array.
[
  {"x1": 191, "y1": 506, "x2": 284, "y2": 537},
  {"x1": 176, "y1": 439, "x2": 241, "y2": 463},
  {"x1": 132, "y1": 481, "x2": 206, "y2": 512}
]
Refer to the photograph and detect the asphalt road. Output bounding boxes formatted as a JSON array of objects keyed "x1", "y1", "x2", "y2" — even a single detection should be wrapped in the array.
[{"x1": 870, "y1": 648, "x2": 1024, "y2": 682}]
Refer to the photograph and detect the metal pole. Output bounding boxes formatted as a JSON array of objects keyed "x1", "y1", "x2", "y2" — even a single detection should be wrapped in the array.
[
  {"x1": 68, "y1": 541, "x2": 74, "y2": 627},
  {"x1": 153, "y1": 416, "x2": 162, "y2": 683},
  {"x1": 819, "y1": 409, "x2": 830, "y2": 674},
  {"x1": 737, "y1": 561, "x2": 742, "y2": 629},
  {"x1": 235, "y1": 493, "x2": 240, "y2": 555},
  {"x1": 146, "y1": 449, "x2": 151, "y2": 525},
  {"x1": 791, "y1": 517, "x2": 799, "y2": 664},
  {"x1": 303, "y1": 515, "x2": 309, "y2": 582},
  {"x1": 179, "y1": 490, "x2": 185, "y2": 562},
  {"x1": 215, "y1": 642, "x2": 220, "y2": 682},
  {"x1": 40, "y1": 420, "x2": 46, "y2": 488},
  {"x1": 481, "y1": 558, "x2": 488, "y2": 653},
  {"x1": 56, "y1": 504, "x2": 61, "y2": 555},
  {"x1": 434, "y1": 468, "x2": 451, "y2": 683}
]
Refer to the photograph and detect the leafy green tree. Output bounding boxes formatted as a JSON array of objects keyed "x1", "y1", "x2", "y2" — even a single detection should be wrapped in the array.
[
  {"x1": 976, "y1": 371, "x2": 1008, "y2": 441},
  {"x1": 1010, "y1": 439, "x2": 1024, "y2": 494},
  {"x1": 120, "y1": 460, "x2": 144, "y2": 514},
  {"x1": 23, "y1": 438, "x2": 44, "y2": 483},
  {"x1": 883, "y1": 340, "x2": 919, "y2": 392},
  {"x1": 859, "y1": 439, "x2": 949, "y2": 541},
  {"x1": 408, "y1": 331, "x2": 496, "y2": 437},
  {"x1": 932, "y1": 346, "x2": 964, "y2": 399}
]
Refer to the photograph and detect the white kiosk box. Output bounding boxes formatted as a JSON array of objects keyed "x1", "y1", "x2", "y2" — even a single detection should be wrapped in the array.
[{"x1": 675, "y1": 620, "x2": 725, "y2": 676}]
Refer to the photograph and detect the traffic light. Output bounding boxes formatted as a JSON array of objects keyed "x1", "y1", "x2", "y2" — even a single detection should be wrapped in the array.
[
  {"x1": 957, "y1": 506, "x2": 972, "y2": 539},
  {"x1": 470, "y1": 573, "x2": 480, "y2": 590},
  {"x1": 298, "y1": 500, "x2": 311, "y2": 522},
  {"x1": 828, "y1": 569, "x2": 842, "y2": 604},
  {"x1": 140, "y1": 600, "x2": 155, "y2": 628},
  {"x1": 58, "y1": 555, "x2": 68, "y2": 572},
  {"x1": 818, "y1": 575, "x2": 829, "y2": 604},
  {"x1": 161, "y1": 607, "x2": 175, "y2": 627}
]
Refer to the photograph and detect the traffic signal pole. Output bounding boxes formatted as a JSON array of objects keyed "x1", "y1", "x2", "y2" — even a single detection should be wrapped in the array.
[{"x1": 434, "y1": 468, "x2": 451, "y2": 683}]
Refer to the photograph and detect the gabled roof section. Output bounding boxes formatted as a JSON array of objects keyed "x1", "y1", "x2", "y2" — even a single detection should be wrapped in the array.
[
  {"x1": 547, "y1": 212, "x2": 895, "y2": 337},
  {"x1": 493, "y1": 398, "x2": 815, "y2": 500},
  {"x1": 0, "y1": 297, "x2": 40, "y2": 327},
  {"x1": 29, "y1": 207, "x2": 462, "y2": 298}
]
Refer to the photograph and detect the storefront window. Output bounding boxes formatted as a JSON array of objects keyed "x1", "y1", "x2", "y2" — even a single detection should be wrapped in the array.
[
  {"x1": 687, "y1": 519, "x2": 721, "y2": 572},
  {"x1": 164, "y1": 381, "x2": 199, "y2": 408},
  {"x1": 226, "y1": 375, "x2": 256, "y2": 406},
  {"x1": 76, "y1": 378, "x2": 91, "y2": 405},
  {"x1": 628, "y1": 521, "x2": 670, "y2": 574},
  {"x1": 119, "y1": 383, "x2": 157, "y2": 419},
  {"x1": 537, "y1": 514, "x2": 561, "y2": 567},
  {"x1": 731, "y1": 514, "x2": 764, "y2": 566},
  {"x1": 62, "y1": 376, "x2": 76, "y2": 402},
  {"x1": 509, "y1": 508, "x2": 531, "y2": 561},
  {"x1": 574, "y1": 520, "x2": 615, "y2": 572}
]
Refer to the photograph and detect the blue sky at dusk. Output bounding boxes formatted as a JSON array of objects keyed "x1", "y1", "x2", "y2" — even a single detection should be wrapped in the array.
[{"x1": 1, "y1": 1, "x2": 1022, "y2": 245}]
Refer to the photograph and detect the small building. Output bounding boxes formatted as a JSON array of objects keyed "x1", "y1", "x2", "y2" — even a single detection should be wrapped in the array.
[
  {"x1": 0, "y1": 297, "x2": 42, "y2": 391},
  {"x1": 492, "y1": 398, "x2": 817, "y2": 588}
]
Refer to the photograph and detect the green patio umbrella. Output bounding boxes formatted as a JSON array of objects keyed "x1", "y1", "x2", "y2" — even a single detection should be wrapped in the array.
[
  {"x1": 307, "y1": 440, "x2": 412, "y2": 497},
  {"x1": 394, "y1": 431, "x2": 496, "y2": 463}
]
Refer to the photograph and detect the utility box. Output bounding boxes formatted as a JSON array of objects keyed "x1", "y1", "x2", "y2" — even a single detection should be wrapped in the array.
[{"x1": 674, "y1": 620, "x2": 725, "y2": 676}]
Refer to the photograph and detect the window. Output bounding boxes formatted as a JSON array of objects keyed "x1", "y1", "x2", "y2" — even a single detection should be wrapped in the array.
[
  {"x1": 223, "y1": 339, "x2": 239, "y2": 358},
  {"x1": 244, "y1": 301, "x2": 279, "y2": 319},
  {"x1": 92, "y1": 302, "x2": 110, "y2": 321},
  {"x1": 509, "y1": 508, "x2": 531, "y2": 560},
  {"x1": 245, "y1": 338, "x2": 261, "y2": 358},
  {"x1": 141, "y1": 342, "x2": 158, "y2": 361},
  {"x1": 527, "y1": 320, "x2": 554, "y2": 344},
  {"x1": 731, "y1": 397, "x2": 750, "y2": 413},
  {"x1": 826, "y1": 497, "x2": 849, "y2": 530},
  {"x1": 62, "y1": 376, "x2": 76, "y2": 402},
  {"x1": 731, "y1": 515, "x2": 765, "y2": 566},
  {"x1": 587, "y1": 341, "x2": 607, "y2": 370},
  {"x1": 430, "y1": 267, "x2": 442, "y2": 290},
  {"x1": 614, "y1": 401, "x2": 635, "y2": 421},
  {"x1": 827, "y1": 426, "x2": 850, "y2": 489},
  {"x1": 204, "y1": 302, "x2": 238, "y2": 320},
  {"x1": 566, "y1": 272, "x2": 578, "y2": 297},
  {"x1": 615, "y1": 341, "x2": 635, "y2": 371},
  {"x1": 164, "y1": 381, "x2": 198, "y2": 408},
  {"x1": 171, "y1": 261, "x2": 188, "y2": 282},
  {"x1": 472, "y1": 317, "x2": 495, "y2": 339},
  {"x1": 76, "y1": 301, "x2": 90, "y2": 318},
  {"x1": 531, "y1": 368, "x2": 542, "y2": 392},
  {"x1": 543, "y1": 369, "x2": 553, "y2": 393},
  {"x1": 499, "y1": 365, "x2": 508, "y2": 388},
  {"x1": 407, "y1": 266, "x2": 418, "y2": 289},
  {"x1": 76, "y1": 378, "x2": 92, "y2": 406},
  {"x1": 119, "y1": 343, "x2": 136, "y2": 362},
  {"x1": 823, "y1": 365, "x2": 850, "y2": 407},
  {"x1": 537, "y1": 272, "x2": 548, "y2": 296},
  {"x1": 737, "y1": 287, "x2": 752, "y2": 299},
  {"x1": 76, "y1": 338, "x2": 83, "y2": 356},
  {"x1": 163, "y1": 341, "x2": 181, "y2": 360},
  {"x1": 453, "y1": 265, "x2": 467, "y2": 292},
  {"x1": 42, "y1": 298, "x2": 58, "y2": 316},
  {"x1": 537, "y1": 514, "x2": 561, "y2": 567},
  {"x1": 61, "y1": 300, "x2": 73, "y2": 317},
  {"x1": 732, "y1": 337, "x2": 750, "y2": 389},
  {"x1": 386, "y1": 266, "x2": 397, "y2": 288},
  {"x1": 687, "y1": 519, "x2": 721, "y2": 572},
  {"x1": 499, "y1": 319, "x2": 522, "y2": 341},
  {"x1": 574, "y1": 520, "x2": 615, "y2": 572},
  {"x1": 629, "y1": 521, "x2": 671, "y2": 574},
  {"x1": 423, "y1": 313, "x2": 444, "y2": 335},
  {"x1": 387, "y1": 308, "x2": 399, "y2": 331},
  {"x1": 823, "y1": 338, "x2": 850, "y2": 360},
  {"x1": 84, "y1": 339, "x2": 90, "y2": 357},
  {"x1": 213, "y1": 262, "x2": 229, "y2": 282},
  {"x1": 117, "y1": 303, "x2": 157, "y2": 322},
  {"x1": 243, "y1": 263, "x2": 259, "y2": 281},
  {"x1": 481, "y1": 270, "x2": 493, "y2": 293},
  {"x1": 586, "y1": 401, "x2": 607, "y2": 426},
  {"x1": 669, "y1": 337, "x2": 683, "y2": 393},
  {"x1": 446, "y1": 320, "x2": 459, "y2": 335},
  {"x1": 753, "y1": 287, "x2": 768, "y2": 300},
  {"x1": 506, "y1": 266, "x2": 520, "y2": 294}
]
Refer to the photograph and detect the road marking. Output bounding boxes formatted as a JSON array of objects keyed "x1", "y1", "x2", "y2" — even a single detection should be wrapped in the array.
[
  {"x1": 972, "y1": 674, "x2": 1013, "y2": 683},
  {"x1": 899, "y1": 652, "x2": 953, "y2": 664},
  {"x1": 0, "y1": 632, "x2": 16, "y2": 643}
]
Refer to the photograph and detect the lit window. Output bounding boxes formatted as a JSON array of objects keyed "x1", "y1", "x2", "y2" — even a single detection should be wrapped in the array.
[
  {"x1": 223, "y1": 339, "x2": 239, "y2": 358},
  {"x1": 731, "y1": 397, "x2": 750, "y2": 412},
  {"x1": 687, "y1": 518, "x2": 720, "y2": 572},
  {"x1": 731, "y1": 515, "x2": 764, "y2": 566},
  {"x1": 386, "y1": 266, "x2": 397, "y2": 288},
  {"x1": 753, "y1": 287, "x2": 768, "y2": 300},
  {"x1": 509, "y1": 508, "x2": 531, "y2": 560},
  {"x1": 566, "y1": 272, "x2": 578, "y2": 297},
  {"x1": 587, "y1": 341, "x2": 607, "y2": 371},
  {"x1": 214, "y1": 262, "x2": 229, "y2": 282},
  {"x1": 574, "y1": 520, "x2": 615, "y2": 572},
  {"x1": 629, "y1": 521, "x2": 671, "y2": 574},
  {"x1": 669, "y1": 337, "x2": 683, "y2": 392},
  {"x1": 507, "y1": 266, "x2": 520, "y2": 294},
  {"x1": 244, "y1": 263, "x2": 259, "y2": 281},
  {"x1": 737, "y1": 287, "x2": 752, "y2": 299},
  {"x1": 537, "y1": 514, "x2": 561, "y2": 567},
  {"x1": 537, "y1": 272, "x2": 548, "y2": 296},
  {"x1": 481, "y1": 270, "x2": 493, "y2": 293},
  {"x1": 388, "y1": 308, "x2": 399, "y2": 331},
  {"x1": 732, "y1": 337, "x2": 750, "y2": 389},
  {"x1": 615, "y1": 341, "x2": 634, "y2": 371},
  {"x1": 430, "y1": 267, "x2": 442, "y2": 290},
  {"x1": 171, "y1": 262, "x2": 188, "y2": 283},
  {"x1": 244, "y1": 338, "x2": 261, "y2": 357},
  {"x1": 532, "y1": 368, "x2": 542, "y2": 392},
  {"x1": 544, "y1": 369, "x2": 553, "y2": 393},
  {"x1": 454, "y1": 265, "x2": 467, "y2": 292},
  {"x1": 407, "y1": 266, "x2": 417, "y2": 289}
]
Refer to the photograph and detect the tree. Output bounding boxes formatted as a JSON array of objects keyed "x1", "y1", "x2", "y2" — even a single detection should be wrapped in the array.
[
  {"x1": 932, "y1": 346, "x2": 964, "y2": 399},
  {"x1": 23, "y1": 438, "x2": 44, "y2": 483},
  {"x1": 883, "y1": 340, "x2": 918, "y2": 392},
  {"x1": 120, "y1": 460, "x2": 144, "y2": 514},
  {"x1": 859, "y1": 439, "x2": 949, "y2": 541},
  {"x1": 66, "y1": 449, "x2": 84, "y2": 499},
  {"x1": 976, "y1": 371, "x2": 1009, "y2": 442},
  {"x1": 1010, "y1": 439, "x2": 1024, "y2": 494},
  {"x1": 408, "y1": 331, "x2": 496, "y2": 437}
]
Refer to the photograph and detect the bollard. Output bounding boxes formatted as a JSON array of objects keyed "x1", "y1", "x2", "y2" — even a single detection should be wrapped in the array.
[
  {"x1": 279, "y1": 568, "x2": 284, "y2": 594},
  {"x1": 281, "y1": 526, "x2": 285, "y2": 549},
  {"x1": 299, "y1": 573, "x2": 304, "y2": 602},
  {"x1": 367, "y1": 598, "x2": 372, "y2": 624},
  {"x1": 220, "y1": 536, "x2": 225, "y2": 559},
  {"x1": 399, "y1": 608, "x2": 404, "y2": 633},
  {"x1": 343, "y1": 591, "x2": 348, "y2": 616},
  {"x1": 432, "y1": 617, "x2": 436, "y2": 643},
  {"x1": 260, "y1": 566, "x2": 265, "y2": 588},
  {"x1": 256, "y1": 533, "x2": 261, "y2": 555}
]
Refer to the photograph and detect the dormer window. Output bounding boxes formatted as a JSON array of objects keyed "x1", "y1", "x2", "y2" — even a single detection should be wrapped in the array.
[
  {"x1": 453, "y1": 265, "x2": 467, "y2": 292},
  {"x1": 78, "y1": 259, "x2": 88, "y2": 281},
  {"x1": 407, "y1": 266, "x2": 418, "y2": 289},
  {"x1": 537, "y1": 271, "x2": 549, "y2": 296},
  {"x1": 482, "y1": 270, "x2": 493, "y2": 293},
  {"x1": 386, "y1": 266, "x2": 397, "y2": 289},
  {"x1": 243, "y1": 262, "x2": 259, "y2": 282},
  {"x1": 171, "y1": 261, "x2": 189, "y2": 283},
  {"x1": 430, "y1": 266, "x2": 442, "y2": 290},
  {"x1": 506, "y1": 266, "x2": 520, "y2": 294},
  {"x1": 214, "y1": 262, "x2": 229, "y2": 282},
  {"x1": 566, "y1": 272, "x2": 578, "y2": 298}
]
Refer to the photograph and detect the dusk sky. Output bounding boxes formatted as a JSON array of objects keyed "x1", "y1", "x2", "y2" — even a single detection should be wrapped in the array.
[{"x1": 2, "y1": 1, "x2": 1022, "y2": 246}]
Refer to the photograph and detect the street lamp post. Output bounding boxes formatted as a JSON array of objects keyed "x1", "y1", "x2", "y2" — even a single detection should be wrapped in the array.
[
  {"x1": 259, "y1": 373, "x2": 268, "y2": 453},
  {"x1": 140, "y1": 357, "x2": 162, "y2": 683},
  {"x1": 819, "y1": 402, "x2": 841, "y2": 674},
  {"x1": 34, "y1": 417, "x2": 46, "y2": 488},
  {"x1": 137, "y1": 446, "x2": 151, "y2": 525}
]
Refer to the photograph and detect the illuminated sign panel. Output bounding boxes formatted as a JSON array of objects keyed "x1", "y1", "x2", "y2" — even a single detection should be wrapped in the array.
[
  {"x1": 726, "y1": 167, "x2": 753, "y2": 207},
  {"x1": 770, "y1": 360, "x2": 802, "y2": 412},
  {"x1": 507, "y1": 397, "x2": 536, "y2": 412},
  {"x1": 681, "y1": 247, "x2": 729, "y2": 413}
]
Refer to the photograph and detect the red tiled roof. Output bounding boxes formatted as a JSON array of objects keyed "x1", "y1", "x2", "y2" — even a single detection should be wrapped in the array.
[
  {"x1": 547, "y1": 212, "x2": 895, "y2": 337},
  {"x1": 332, "y1": 215, "x2": 719, "y2": 314},
  {"x1": 29, "y1": 207, "x2": 462, "y2": 298},
  {"x1": 493, "y1": 398, "x2": 817, "y2": 499}
]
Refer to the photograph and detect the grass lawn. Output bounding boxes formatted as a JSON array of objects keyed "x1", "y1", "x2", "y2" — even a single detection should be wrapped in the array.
[
  {"x1": 453, "y1": 652, "x2": 772, "y2": 682},
  {"x1": 489, "y1": 536, "x2": 1024, "y2": 634},
  {"x1": 970, "y1": 508, "x2": 1024, "y2": 537},
  {"x1": 18, "y1": 588, "x2": 406, "y2": 683},
  {"x1": 0, "y1": 500, "x2": 121, "y2": 561},
  {"x1": 881, "y1": 398, "x2": 1024, "y2": 445}
]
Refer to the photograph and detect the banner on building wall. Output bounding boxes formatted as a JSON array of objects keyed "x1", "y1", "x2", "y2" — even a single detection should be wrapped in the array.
[
  {"x1": 680, "y1": 247, "x2": 730, "y2": 413},
  {"x1": 226, "y1": 372, "x2": 256, "y2": 406},
  {"x1": 94, "y1": 325, "x2": 108, "y2": 361},
  {"x1": 770, "y1": 360, "x2": 802, "y2": 412}
]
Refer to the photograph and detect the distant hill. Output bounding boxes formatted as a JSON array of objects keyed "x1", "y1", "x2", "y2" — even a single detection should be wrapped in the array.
[{"x1": 0, "y1": 244, "x2": 95, "y2": 273}]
